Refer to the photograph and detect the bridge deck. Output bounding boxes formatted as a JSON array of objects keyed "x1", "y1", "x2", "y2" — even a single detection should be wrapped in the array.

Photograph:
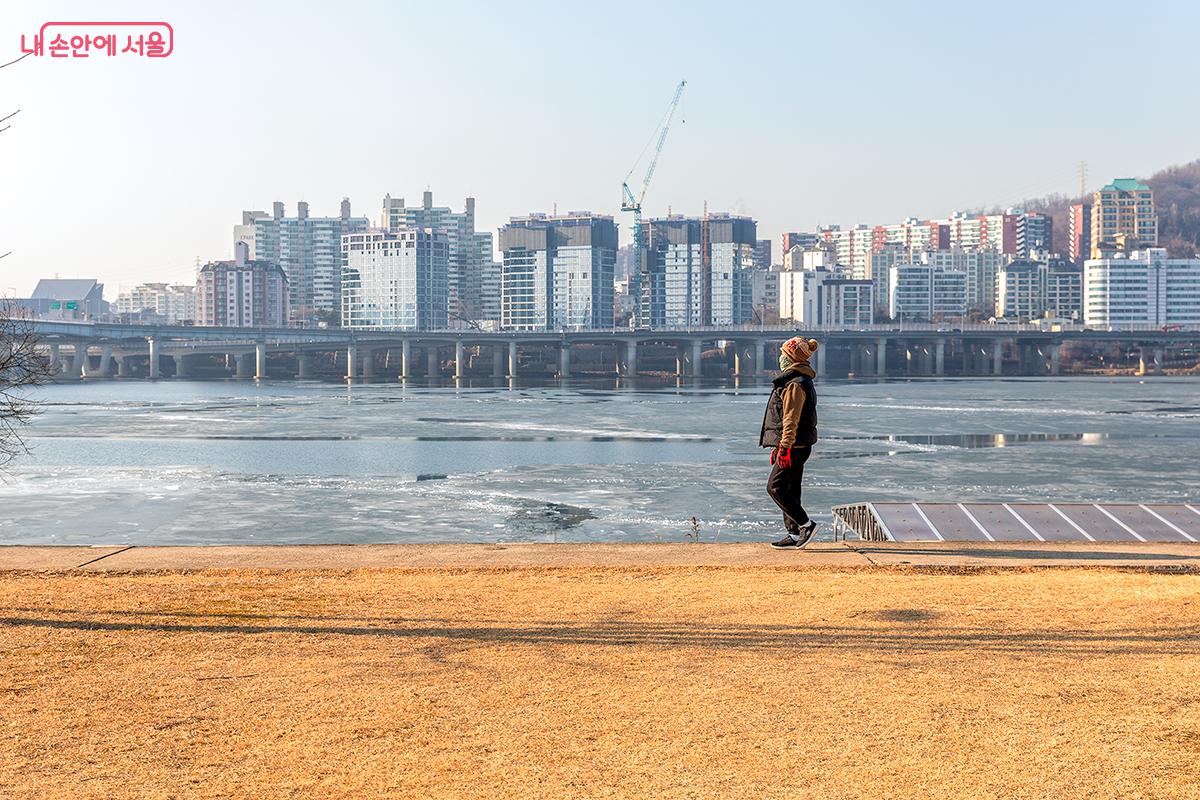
[{"x1": 832, "y1": 502, "x2": 1200, "y2": 543}]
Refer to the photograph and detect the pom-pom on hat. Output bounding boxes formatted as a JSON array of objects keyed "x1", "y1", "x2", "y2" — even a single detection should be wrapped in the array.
[{"x1": 781, "y1": 336, "x2": 819, "y2": 363}]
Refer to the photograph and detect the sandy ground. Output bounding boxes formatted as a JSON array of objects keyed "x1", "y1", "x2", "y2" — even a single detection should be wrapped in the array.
[{"x1": 2, "y1": 567, "x2": 1199, "y2": 799}]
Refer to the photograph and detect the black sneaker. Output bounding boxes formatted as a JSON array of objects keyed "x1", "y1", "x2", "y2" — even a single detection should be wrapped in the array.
[
  {"x1": 794, "y1": 520, "x2": 818, "y2": 548},
  {"x1": 771, "y1": 533, "x2": 801, "y2": 549}
]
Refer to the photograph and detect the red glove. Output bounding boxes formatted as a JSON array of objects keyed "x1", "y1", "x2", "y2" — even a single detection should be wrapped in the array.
[
  {"x1": 769, "y1": 449, "x2": 776, "y2": 465},
  {"x1": 776, "y1": 447, "x2": 793, "y2": 469}
]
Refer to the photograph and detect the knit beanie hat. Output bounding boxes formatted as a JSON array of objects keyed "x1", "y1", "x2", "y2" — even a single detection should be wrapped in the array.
[{"x1": 780, "y1": 337, "x2": 819, "y2": 368}]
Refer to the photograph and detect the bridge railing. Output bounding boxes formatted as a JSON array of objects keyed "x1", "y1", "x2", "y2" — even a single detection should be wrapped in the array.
[{"x1": 10, "y1": 317, "x2": 1200, "y2": 340}]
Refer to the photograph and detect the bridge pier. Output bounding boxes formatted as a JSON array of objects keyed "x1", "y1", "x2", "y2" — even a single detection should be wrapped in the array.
[
  {"x1": 755, "y1": 340, "x2": 765, "y2": 376},
  {"x1": 963, "y1": 343, "x2": 978, "y2": 376},
  {"x1": 454, "y1": 342, "x2": 465, "y2": 379},
  {"x1": 1139, "y1": 347, "x2": 1166, "y2": 376},
  {"x1": 814, "y1": 341, "x2": 827, "y2": 378},
  {"x1": 81, "y1": 345, "x2": 97, "y2": 377},
  {"x1": 426, "y1": 346, "x2": 440, "y2": 377},
  {"x1": 992, "y1": 341, "x2": 1004, "y2": 376},
  {"x1": 256, "y1": 343, "x2": 268, "y2": 380},
  {"x1": 297, "y1": 351, "x2": 314, "y2": 379},
  {"x1": 558, "y1": 344, "x2": 571, "y2": 378},
  {"x1": 361, "y1": 348, "x2": 376, "y2": 380},
  {"x1": 174, "y1": 354, "x2": 193, "y2": 379},
  {"x1": 876, "y1": 337, "x2": 887, "y2": 377},
  {"x1": 1028, "y1": 344, "x2": 1048, "y2": 376},
  {"x1": 691, "y1": 340, "x2": 702, "y2": 378},
  {"x1": 622, "y1": 340, "x2": 638, "y2": 377},
  {"x1": 84, "y1": 344, "x2": 113, "y2": 378},
  {"x1": 346, "y1": 344, "x2": 359, "y2": 380},
  {"x1": 935, "y1": 339, "x2": 945, "y2": 376},
  {"x1": 147, "y1": 338, "x2": 160, "y2": 380},
  {"x1": 508, "y1": 341, "x2": 518, "y2": 378},
  {"x1": 68, "y1": 342, "x2": 87, "y2": 378},
  {"x1": 401, "y1": 340, "x2": 412, "y2": 379},
  {"x1": 976, "y1": 343, "x2": 990, "y2": 376},
  {"x1": 235, "y1": 352, "x2": 252, "y2": 379},
  {"x1": 1050, "y1": 343, "x2": 1061, "y2": 375},
  {"x1": 116, "y1": 355, "x2": 131, "y2": 378},
  {"x1": 491, "y1": 345, "x2": 504, "y2": 378},
  {"x1": 914, "y1": 344, "x2": 928, "y2": 376},
  {"x1": 46, "y1": 343, "x2": 61, "y2": 375},
  {"x1": 733, "y1": 342, "x2": 749, "y2": 377}
]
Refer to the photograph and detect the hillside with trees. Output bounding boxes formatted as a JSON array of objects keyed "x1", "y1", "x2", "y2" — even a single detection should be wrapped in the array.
[{"x1": 1013, "y1": 160, "x2": 1200, "y2": 257}]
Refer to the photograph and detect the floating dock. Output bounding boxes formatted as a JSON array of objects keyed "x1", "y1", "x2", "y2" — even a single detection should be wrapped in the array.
[{"x1": 831, "y1": 502, "x2": 1200, "y2": 543}]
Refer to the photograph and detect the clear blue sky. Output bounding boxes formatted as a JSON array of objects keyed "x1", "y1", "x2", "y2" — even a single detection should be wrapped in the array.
[{"x1": 2, "y1": 0, "x2": 1198, "y2": 296}]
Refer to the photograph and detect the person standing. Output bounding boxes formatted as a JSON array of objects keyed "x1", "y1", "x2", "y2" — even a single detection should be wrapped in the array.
[{"x1": 760, "y1": 337, "x2": 819, "y2": 549}]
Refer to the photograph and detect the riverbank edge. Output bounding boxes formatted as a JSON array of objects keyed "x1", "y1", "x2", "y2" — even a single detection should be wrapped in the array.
[{"x1": 3, "y1": 541, "x2": 1200, "y2": 572}]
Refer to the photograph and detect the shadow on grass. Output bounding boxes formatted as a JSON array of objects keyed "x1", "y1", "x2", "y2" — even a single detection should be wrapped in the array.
[{"x1": 2, "y1": 609, "x2": 1198, "y2": 656}]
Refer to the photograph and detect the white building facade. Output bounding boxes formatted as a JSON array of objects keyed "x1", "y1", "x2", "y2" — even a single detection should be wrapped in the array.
[
  {"x1": 888, "y1": 265, "x2": 967, "y2": 321},
  {"x1": 341, "y1": 229, "x2": 449, "y2": 331},
  {"x1": 996, "y1": 262, "x2": 1043, "y2": 320},
  {"x1": 381, "y1": 192, "x2": 495, "y2": 325},
  {"x1": 779, "y1": 269, "x2": 874, "y2": 326},
  {"x1": 748, "y1": 267, "x2": 780, "y2": 323},
  {"x1": 114, "y1": 283, "x2": 198, "y2": 323},
  {"x1": 244, "y1": 199, "x2": 369, "y2": 325},
  {"x1": 1084, "y1": 249, "x2": 1200, "y2": 326}
]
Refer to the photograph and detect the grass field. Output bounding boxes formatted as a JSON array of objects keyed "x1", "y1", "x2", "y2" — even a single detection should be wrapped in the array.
[{"x1": 2, "y1": 566, "x2": 1199, "y2": 798}]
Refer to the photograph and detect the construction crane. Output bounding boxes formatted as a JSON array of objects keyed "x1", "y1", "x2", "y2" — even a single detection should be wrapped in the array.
[{"x1": 622, "y1": 79, "x2": 686, "y2": 329}]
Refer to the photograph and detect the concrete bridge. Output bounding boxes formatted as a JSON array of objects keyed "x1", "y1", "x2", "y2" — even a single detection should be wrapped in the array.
[{"x1": 15, "y1": 319, "x2": 1200, "y2": 381}]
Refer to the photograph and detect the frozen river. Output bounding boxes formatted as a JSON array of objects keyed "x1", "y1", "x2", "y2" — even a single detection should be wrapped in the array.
[{"x1": 3, "y1": 376, "x2": 1198, "y2": 545}]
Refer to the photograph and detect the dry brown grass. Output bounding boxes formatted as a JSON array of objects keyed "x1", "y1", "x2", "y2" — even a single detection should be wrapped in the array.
[{"x1": 1, "y1": 567, "x2": 1199, "y2": 799}]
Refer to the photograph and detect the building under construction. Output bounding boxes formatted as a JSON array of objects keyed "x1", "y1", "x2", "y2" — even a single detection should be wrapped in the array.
[{"x1": 642, "y1": 212, "x2": 757, "y2": 328}]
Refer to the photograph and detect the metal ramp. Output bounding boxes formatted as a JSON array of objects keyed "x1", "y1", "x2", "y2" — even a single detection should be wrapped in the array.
[{"x1": 831, "y1": 502, "x2": 1200, "y2": 543}]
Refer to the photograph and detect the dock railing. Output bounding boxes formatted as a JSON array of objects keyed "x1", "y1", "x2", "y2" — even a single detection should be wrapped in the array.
[{"x1": 831, "y1": 503, "x2": 889, "y2": 542}]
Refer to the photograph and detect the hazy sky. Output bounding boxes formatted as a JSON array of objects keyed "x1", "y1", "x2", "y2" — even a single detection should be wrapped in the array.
[{"x1": 2, "y1": 0, "x2": 1198, "y2": 297}]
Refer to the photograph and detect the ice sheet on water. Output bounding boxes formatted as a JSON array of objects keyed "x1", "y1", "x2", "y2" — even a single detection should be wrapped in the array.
[{"x1": 2, "y1": 377, "x2": 1197, "y2": 544}]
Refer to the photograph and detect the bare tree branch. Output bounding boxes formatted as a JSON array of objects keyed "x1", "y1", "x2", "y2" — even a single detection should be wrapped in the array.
[{"x1": 0, "y1": 303, "x2": 54, "y2": 469}]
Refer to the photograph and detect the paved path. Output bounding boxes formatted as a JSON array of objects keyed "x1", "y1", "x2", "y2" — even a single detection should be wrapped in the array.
[{"x1": 3, "y1": 541, "x2": 1200, "y2": 571}]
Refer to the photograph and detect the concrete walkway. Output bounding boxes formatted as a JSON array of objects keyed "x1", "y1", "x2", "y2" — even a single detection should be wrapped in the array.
[{"x1": 3, "y1": 541, "x2": 1200, "y2": 571}]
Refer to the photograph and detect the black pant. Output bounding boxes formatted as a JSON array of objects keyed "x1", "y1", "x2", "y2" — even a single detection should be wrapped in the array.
[{"x1": 767, "y1": 446, "x2": 812, "y2": 533}]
